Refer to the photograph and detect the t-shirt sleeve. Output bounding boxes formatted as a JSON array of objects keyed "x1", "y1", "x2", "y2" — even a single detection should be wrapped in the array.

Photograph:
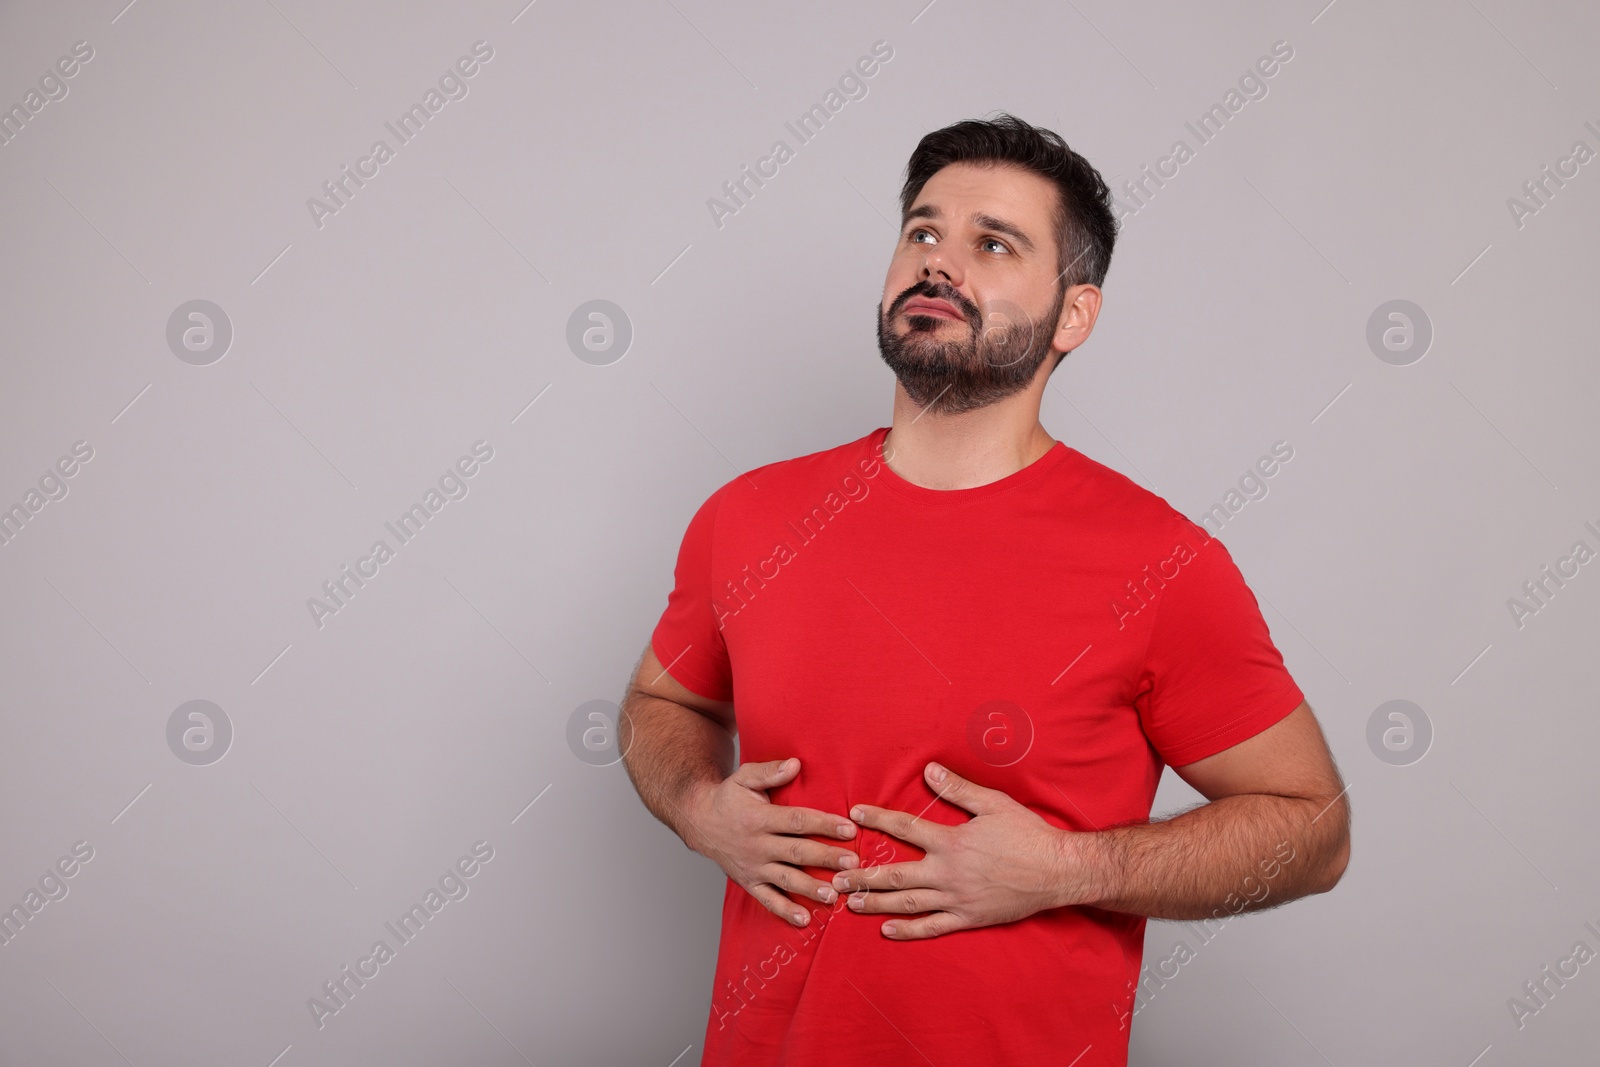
[
  {"x1": 1133, "y1": 520, "x2": 1305, "y2": 767},
  {"x1": 649, "y1": 482, "x2": 735, "y2": 702}
]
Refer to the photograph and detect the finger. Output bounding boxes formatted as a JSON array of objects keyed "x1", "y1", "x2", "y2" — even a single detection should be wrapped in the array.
[
  {"x1": 761, "y1": 803, "x2": 859, "y2": 842},
  {"x1": 745, "y1": 881, "x2": 815, "y2": 927},
  {"x1": 924, "y1": 761, "x2": 1006, "y2": 815},
  {"x1": 849, "y1": 803, "x2": 942, "y2": 851},
  {"x1": 755, "y1": 863, "x2": 842, "y2": 907},
  {"x1": 761, "y1": 834, "x2": 860, "y2": 873},
  {"x1": 843, "y1": 887, "x2": 949, "y2": 915},
  {"x1": 879, "y1": 912, "x2": 965, "y2": 940},
  {"x1": 732, "y1": 757, "x2": 801, "y2": 791},
  {"x1": 830, "y1": 859, "x2": 932, "y2": 893}
]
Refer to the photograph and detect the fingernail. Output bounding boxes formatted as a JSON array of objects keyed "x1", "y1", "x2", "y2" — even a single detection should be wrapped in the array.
[
  {"x1": 851, "y1": 806, "x2": 865, "y2": 821},
  {"x1": 927, "y1": 762, "x2": 947, "y2": 783},
  {"x1": 849, "y1": 894, "x2": 865, "y2": 909},
  {"x1": 791, "y1": 910, "x2": 808, "y2": 927},
  {"x1": 837, "y1": 823, "x2": 855, "y2": 839},
  {"x1": 838, "y1": 854, "x2": 858, "y2": 870},
  {"x1": 882, "y1": 923, "x2": 897, "y2": 936},
  {"x1": 819, "y1": 887, "x2": 836, "y2": 904}
]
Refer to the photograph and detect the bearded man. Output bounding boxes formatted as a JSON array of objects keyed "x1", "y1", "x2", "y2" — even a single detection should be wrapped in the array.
[{"x1": 620, "y1": 112, "x2": 1350, "y2": 1067}]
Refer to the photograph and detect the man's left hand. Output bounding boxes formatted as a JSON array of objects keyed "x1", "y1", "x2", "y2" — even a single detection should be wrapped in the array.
[{"x1": 830, "y1": 762, "x2": 1095, "y2": 939}]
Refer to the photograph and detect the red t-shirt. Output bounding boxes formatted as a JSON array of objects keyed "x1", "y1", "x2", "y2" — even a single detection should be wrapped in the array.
[{"x1": 650, "y1": 426, "x2": 1304, "y2": 1067}]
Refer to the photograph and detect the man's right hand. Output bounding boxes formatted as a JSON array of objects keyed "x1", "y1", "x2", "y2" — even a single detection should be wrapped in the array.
[{"x1": 682, "y1": 757, "x2": 860, "y2": 927}]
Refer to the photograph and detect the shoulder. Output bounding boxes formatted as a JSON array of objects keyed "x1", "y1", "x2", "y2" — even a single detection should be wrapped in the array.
[
  {"x1": 1052, "y1": 445, "x2": 1212, "y2": 551},
  {"x1": 700, "y1": 428, "x2": 883, "y2": 514}
]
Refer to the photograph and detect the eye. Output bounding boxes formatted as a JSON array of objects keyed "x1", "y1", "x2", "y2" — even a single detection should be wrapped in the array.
[
  {"x1": 908, "y1": 228, "x2": 936, "y2": 245},
  {"x1": 980, "y1": 237, "x2": 1010, "y2": 254}
]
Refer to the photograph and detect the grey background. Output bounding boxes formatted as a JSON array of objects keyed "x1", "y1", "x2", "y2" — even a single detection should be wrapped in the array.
[{"x1": 1, "y1": 0, "x2": 1596, "y2": 1064}]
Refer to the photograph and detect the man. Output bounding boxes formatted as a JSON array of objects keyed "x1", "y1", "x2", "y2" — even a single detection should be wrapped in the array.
[{"x1": 619, "y1": 113, "x2": 1350, "y2": 1066}]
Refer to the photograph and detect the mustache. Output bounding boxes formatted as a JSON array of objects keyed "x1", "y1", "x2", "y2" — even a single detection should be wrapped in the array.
[{"x1": 889, "y1": 281, "x2": 979, "y2": 325}]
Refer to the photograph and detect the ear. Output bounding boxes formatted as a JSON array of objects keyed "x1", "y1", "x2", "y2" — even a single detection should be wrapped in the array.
[{"x1": 1054, "y1": 283, "x2": 1101, "y2": 349}]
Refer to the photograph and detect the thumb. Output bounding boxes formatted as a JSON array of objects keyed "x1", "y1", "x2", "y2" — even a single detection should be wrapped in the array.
[
  {"x1": 737, "y1": 757, "x2": 800, "y2": 789},
  {"x1": 925, "y1": 761, "x2": 1003, "y2": 815}
]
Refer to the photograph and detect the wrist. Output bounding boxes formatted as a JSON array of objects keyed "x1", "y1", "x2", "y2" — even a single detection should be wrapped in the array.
[
  {"x1": 674, "y1": 776, "x2": 717, "y2": 855},
  {"x1": 1053, "y1": 828, "x2": 1110, "y2": 910}
]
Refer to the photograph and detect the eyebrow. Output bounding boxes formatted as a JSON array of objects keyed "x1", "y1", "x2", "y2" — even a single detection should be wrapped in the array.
[{"x1": 902, "y1": 203, "x2": 1037, "y2": 254}]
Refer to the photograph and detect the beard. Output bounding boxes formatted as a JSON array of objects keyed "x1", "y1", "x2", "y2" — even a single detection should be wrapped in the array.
[{"x1": 876, "y1": 280, "x2": 1067, "y2": 417}]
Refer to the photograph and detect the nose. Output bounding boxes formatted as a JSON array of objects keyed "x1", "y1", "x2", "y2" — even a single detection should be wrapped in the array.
[{"x1": 918, "y1": 246, "x2": 963, "y2": 288}]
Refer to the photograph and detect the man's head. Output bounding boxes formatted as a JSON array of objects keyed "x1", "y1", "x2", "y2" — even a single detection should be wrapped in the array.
[{"x1": 877, "y1": 113, "x2": 1117, "y2": 417}]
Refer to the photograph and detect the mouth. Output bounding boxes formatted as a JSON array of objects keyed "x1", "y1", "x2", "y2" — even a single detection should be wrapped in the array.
[{"x1": 901, "y1": 299, "x2": 965, "y2": 322}]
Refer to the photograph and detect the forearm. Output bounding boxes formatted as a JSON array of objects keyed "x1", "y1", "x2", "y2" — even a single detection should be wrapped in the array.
[
  {"x1": 618, "y1": 691, "x2": 734, "y2": 853},
  {"x1": 1064, "y1": 791, "x2": 1349, "y2": 921}
]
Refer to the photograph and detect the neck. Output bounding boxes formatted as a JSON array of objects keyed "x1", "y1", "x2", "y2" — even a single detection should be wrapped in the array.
[{"x1": 882, "y1": 384, "x2": 1056, "y2": 491}]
